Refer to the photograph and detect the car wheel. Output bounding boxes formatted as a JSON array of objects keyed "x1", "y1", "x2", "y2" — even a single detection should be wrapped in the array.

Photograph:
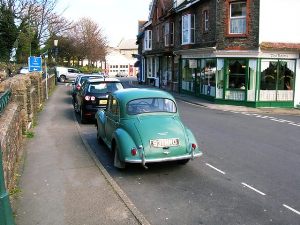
[
  {"x1": 177, "y1": 159, "x2": 190, "y2": 165},
  {"x1": 114, "y1": 144, "x2": 125, "y2": 169},
  {"x1": 80, "y1": 107, "x2": 86, "y2": 124},
  {"x1": 60, "y1": 75, "x2": 66, "y2": 82}
]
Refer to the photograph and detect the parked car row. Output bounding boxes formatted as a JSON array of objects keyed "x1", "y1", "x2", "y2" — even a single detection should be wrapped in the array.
[
  {"x1": 56, "y1": 66, "x2": 108, "y2": 83},
  {"x1": 71, "y1": 74, "x2": 202, "y2": 169}
]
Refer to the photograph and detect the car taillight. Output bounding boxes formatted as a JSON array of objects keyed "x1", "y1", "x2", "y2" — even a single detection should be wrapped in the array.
[
  {"x1": 85, "y1": 96, "x2": 91, "y2": 101},
  {"x1": 191, "y1": 143, "x2": 197, "y2": 149},
  {"x1": 131, "y1": 148, "x2": 137, "y2": 156}
]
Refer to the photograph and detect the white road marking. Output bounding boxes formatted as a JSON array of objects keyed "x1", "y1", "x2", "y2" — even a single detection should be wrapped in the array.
[
  {"x1": 260, "y1": 116, "x2": 270, "y2": 119},
  {"x1": 283, "y1": 204, "x2": 300, "y2": 215},
  {"x1": 241, "y1": 182, "x2": 266, "y2": 196},
  {"x1": 271, "y1": 119, "x2": 285, "y2": 122},
  {"x1": 206, "y1": 163, "x2": 226, "y2": 175}
]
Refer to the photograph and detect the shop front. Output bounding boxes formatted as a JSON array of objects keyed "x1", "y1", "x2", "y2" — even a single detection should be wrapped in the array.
[{"x1": 179, "y1": 52, "x2": 298, "y2": 108}]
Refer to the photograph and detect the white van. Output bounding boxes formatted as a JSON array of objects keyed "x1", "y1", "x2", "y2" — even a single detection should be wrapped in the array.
[{"x1": 56, "y1": 67, "x2": 81, "y2": 82}]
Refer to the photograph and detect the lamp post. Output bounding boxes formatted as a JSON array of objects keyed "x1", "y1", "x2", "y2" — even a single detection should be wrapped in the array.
[
  {"x1": 53, "y1": 39, "x2": 58, "y2": 63},
  {"x1": 53, "y1": 39, "x2": 58, "y2": 85},
  {"x1": 43, "y1": 51, "x2": 49, "y2": 99}
]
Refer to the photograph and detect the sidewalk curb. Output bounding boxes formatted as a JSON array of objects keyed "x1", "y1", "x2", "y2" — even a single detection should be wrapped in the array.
[{"x1": 72, "y1": 112, "x2": 151, "y2": 225}]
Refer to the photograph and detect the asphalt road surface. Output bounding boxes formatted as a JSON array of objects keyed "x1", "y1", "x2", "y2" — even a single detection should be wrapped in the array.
[{"x1": 64, "y1": 80, "x2": 300, "y2": 225}]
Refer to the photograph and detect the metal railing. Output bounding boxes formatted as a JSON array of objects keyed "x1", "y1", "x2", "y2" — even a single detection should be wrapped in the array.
[
  {"x1": 0, "y1": 89, "x2": 12, "y2": 113},
  {"x1": 0, "y1": 88, "x2": 15, "y2": 224}
]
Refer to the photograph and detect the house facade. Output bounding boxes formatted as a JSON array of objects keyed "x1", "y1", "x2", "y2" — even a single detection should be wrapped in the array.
[
  {"x1": 137, "y1": 0, "x2": 300, "y2": 108},
  {"x1": 104, "y1": 39, "x2": 139, "y2": 77}
]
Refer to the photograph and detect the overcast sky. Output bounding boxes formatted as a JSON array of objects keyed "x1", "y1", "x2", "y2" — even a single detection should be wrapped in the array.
[{"x1": 56, "y1": 0, "x2": 151, "y2": 46}]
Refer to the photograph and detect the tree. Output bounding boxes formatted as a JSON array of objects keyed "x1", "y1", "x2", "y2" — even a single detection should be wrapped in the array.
[
  {"x1": 74, "y1": 18, "x2": 107, "y2": 66},
  {"x1": 0, "y1": 5, "x2": 18, "y2": 62},
  {"x1": 1, "y1": 0, "x2": 73, "y2": 63}
]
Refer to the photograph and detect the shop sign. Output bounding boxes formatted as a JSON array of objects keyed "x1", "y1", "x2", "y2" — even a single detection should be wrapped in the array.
[
  {"x1": 189, "y1": 59, "x2": 197, "y2": 68},
  {"x1": 261, "y1": 52, "x2": 298, "y2": 59}
]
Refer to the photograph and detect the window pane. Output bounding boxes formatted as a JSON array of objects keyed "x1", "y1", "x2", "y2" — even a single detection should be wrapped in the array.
[
  {"x1": 260, "y1": 60, "x2": 277, "y2": 90},
  {"x1": 278, "y1": 60, "x2": 295, "y2": 90},
  {"x1": 183, "y1": 15, "x2": 189, "y2": 29},
  {"x1": 230, "y1": 18, "x2": 246, "y2": 34},
  {"x1": 228, "y1": 59, "x2": 246, "y2": 89},
  {"x1": 127, "y1": 98, "x2": 177, "y2": 115},
  {"x1": 231, "y1": 2, "x2": 246, "y2": 17}
]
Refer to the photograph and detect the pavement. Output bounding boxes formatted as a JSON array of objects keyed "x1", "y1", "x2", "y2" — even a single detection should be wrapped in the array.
[
  {"x1": 13, "y1": 82, "x2": 299, "y2": 225},
  {"x1": 14, "y1": 85, "x2": 150, "y2": 225}
]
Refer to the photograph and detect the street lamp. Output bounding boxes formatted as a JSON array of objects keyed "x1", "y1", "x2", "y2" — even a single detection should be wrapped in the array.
[
  {"x1": 53, "y1": 39, "x2": 58, "y2": 85},
  {"x1": 43, "y1": 52, "x2": 49, "y2": 99},
  {"x1": 53, "y1": 39, "x2": 58, "y2": 63}
]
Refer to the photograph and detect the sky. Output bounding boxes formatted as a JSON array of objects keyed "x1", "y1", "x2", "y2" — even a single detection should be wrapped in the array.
[{"x1": 56, "y1": 0, "x2": 152, "y2": 47}]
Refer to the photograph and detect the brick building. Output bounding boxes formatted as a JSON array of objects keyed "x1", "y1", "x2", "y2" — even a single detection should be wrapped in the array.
[{"x1": 137, "y1": 0, "x2": 300, "y2": 108}]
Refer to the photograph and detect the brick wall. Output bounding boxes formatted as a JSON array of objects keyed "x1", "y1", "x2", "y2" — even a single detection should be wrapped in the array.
[
  {"x1": 0, "y1": 73, "x2": 56, "y2": 190},
  {"x1": 215, "y1": 0, "x2": 260, "y2": 50}
]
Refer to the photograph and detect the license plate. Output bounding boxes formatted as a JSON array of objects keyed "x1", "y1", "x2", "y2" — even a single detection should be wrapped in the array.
[
  {"x1": 99, "y1": 100, "x2": 107, "y2": 105},
  {"x1": 150, "y1": 138, "x2": 179, "y2": 148}
]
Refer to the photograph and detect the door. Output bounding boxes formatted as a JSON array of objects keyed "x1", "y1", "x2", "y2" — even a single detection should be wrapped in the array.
[{"x1": 105, "y1": 96, "x2": 120, "y2": 144}]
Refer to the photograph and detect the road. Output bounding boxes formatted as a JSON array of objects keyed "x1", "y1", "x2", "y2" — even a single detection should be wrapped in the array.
[{"x1": 63, "y1": 78, "x2": 300, "y2": 225}]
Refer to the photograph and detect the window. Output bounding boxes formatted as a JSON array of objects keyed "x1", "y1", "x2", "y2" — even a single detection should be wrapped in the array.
[
  {"x1": 203, "y1": 10, "x2": 209, "y2": 32},
  {"x1": 170, "y1": 22, "x2": 174, "y2": 45},
  {"x1": 164, "y1": 22, "x2": 174, "y2": 46},
  {"x1": 107, "y1": 96, "x2": 119, "y2": 116},
  {"x1": 127, "y1": 98, "x2": 177, "y2": 115},
  {"x1": 227, "y1": 59, "x2": 247, "y2": 89},
  {"x1": 182, "y1": 14, "x2": 195, "y2": 45},
  {"x1": 144, "y1": 30, "x2": 152, "y2": 50},
  {"x1": 260, "y1": 60, "x2": 295, "y2": 91},
  {"x1": 156, "y1": 26, "x2": 160, "y2": 43},
  {"x1": 230, "y1": 1, "x2": 246, "y2": 34}
]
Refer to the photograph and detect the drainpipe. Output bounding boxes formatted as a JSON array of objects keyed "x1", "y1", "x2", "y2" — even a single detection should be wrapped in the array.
[{"x1": 0, "y1": 148, "x2": 15, "y2": 225}]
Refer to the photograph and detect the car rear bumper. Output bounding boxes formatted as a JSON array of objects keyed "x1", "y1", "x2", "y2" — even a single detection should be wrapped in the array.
[
  {"x1": 125, "y1": 152, "x2": 203, "y2": 163},
  {"x1": 83, "y1": 105, "x2": 106, "y2": 118}
]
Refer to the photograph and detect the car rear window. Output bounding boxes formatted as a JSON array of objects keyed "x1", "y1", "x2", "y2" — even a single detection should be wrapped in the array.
[
  {"x1": 127, "y1": 98, "x2": 177, "y2": 115},
  {"x1": 80, "y1": 76, "x2": 103, "y2": 84},
  {"x1": 88, "y1": 82, "x2": 123, "y2": 94}
]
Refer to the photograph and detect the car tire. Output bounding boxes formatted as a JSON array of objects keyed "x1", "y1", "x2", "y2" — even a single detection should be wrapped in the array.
[
  {"x1": 80, "y1": 107, "x2": 86, "y2": 124},
  {"x1": 114, "y1": 144, "x2": 125, "y2": 169},
  {"x1": 60, "y1": 75, "x2": 66, "y2": 82}
]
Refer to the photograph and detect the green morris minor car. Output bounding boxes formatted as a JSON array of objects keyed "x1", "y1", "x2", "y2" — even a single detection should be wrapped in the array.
[{"x1": 95, "y1": 88, "x2": 202, "y2": 169}]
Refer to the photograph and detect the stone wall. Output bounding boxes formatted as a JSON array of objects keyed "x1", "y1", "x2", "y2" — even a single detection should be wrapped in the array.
[{"x1": 0, "y1": 73, "x2": 56, "y2": 190}]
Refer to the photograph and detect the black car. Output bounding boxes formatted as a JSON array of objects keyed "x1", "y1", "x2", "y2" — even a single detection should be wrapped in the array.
[
  {"x1": 72, "y1": 74, "x2": 104, "y2": 106},
  {"x1": 75, "y1": 78, "x2": 123, "y2": 123}
]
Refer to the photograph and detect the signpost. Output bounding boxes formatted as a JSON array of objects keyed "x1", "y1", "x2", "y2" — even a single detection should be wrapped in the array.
[{"x1": 28, "y1": 56, "x2": 42, "y2": 72}]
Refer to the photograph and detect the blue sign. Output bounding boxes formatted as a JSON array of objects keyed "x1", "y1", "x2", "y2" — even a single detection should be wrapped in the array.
[{"x1": 28, "y1": 56, "x2": 42, "y2": 72}]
